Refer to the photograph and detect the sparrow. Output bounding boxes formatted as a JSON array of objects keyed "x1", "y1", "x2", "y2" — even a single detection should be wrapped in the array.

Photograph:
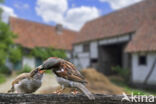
[
  {"x1": 8, "y1": 68, "x2": 45, "y2": 93},
  {"x1": 37, "y1": 57, "x2": 95, "y2": 100}
]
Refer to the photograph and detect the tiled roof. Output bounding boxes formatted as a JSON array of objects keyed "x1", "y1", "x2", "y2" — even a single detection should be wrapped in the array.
[
  {"x1": 75, "y1": 0, "x2": 156, "y2": 44},
  {"x1": 9, "y1": 17, "x2": 77, "y2": 50},
  {"x1": 125, "y1": 21, "x2": 156, "y2": 53}
]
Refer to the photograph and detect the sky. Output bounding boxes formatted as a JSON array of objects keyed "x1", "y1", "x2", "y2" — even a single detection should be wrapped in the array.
[{"x1": 0, "y1": 0, "x2": 143, "y2": 31}]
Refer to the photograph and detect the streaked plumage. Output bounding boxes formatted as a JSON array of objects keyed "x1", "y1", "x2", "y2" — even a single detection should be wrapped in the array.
[
  {"x1": 37, "y1": 57, "x2": 95, "y2": 100},
  {"x1": 8, "y1": 69, "x2": 45, "y2": 93}
]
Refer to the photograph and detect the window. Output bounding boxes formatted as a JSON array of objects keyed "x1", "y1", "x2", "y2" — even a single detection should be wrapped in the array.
[
  {"x1": 83, "y1": 43, "x2": 89, "y2": 52},
  {"x1": 91, "y1": 58, "x2": 98, "y2": 63},
  {"x1": 35, "y1": 58, "x2": 42, "y2": 67},
  {"x1": 138, "y1": 55, "x2": 147, "y2": 65}
]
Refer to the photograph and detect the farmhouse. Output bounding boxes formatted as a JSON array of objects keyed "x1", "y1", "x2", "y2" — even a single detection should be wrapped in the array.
[
  {"x1": 8, "y1": 17, "x2": 76, "y2": 69},
  {"x1": 73, "y1": 0, "x2": 156, "y2": 86}
]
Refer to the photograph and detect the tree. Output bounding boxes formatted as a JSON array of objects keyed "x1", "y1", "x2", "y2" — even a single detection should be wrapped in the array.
[
  {"x1": 0, "y1": 0, "x2": 22, "y2": 70},
  {"x1": 0, "y1": 0, "x2": 3, "y2": 18},
  {"x1": 0, "y1": 20, "x2": 22, "y2": 65},
  {"x1": 0, "y1": 0, "x2": 66, "y2": 71},
  {"x1": 31, "y1": 47, "x2": 67, "y2": 61}
]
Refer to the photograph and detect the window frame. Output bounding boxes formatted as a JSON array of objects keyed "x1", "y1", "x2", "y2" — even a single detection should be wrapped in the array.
[
  {"x1": 83, "y1": 43, "x2": 90, "y2": 52},
  {"x1": 138, "y1": 55, "x2": 147, "y2": 66}
]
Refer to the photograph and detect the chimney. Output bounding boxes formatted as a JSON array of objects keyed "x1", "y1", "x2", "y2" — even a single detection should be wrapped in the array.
[{"x1": 56, "y1": 24, "x2": 63, "y2": 34}]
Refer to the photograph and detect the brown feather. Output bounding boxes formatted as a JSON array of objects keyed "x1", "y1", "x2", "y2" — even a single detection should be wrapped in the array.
[
  {"x1": 11, "y1": 73, "x2": 30, "y2": 86},
  {"x1": 11, "y1": 69, "x2": 38, "y2": 86},
  {"x1": 54, "y1": 59, "x2": 87, "y2": 83}
]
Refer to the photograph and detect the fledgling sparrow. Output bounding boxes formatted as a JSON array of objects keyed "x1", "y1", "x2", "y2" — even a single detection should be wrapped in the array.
[{"x1": 8, "y1": 68, "x2": 45, "y2": 93}]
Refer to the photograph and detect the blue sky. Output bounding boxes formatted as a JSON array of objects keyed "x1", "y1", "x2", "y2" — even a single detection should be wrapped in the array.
[
  {"x1": 1, "y1": 0, "x2": 143, "y2": 31},
  {"x1": 4, "y1": 0, "x2": 43, "y2": 24}
]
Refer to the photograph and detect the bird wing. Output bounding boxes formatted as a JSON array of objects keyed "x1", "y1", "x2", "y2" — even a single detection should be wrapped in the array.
[
  {"x1": 11, "y1": 73, "x2": 30, "y2": 86},
  {"x1": 42, "y1": 57, "x2": 61, "y2": 69},
  {"x1": 55, "y1": 59, "x2": 87, "y2": 83}
]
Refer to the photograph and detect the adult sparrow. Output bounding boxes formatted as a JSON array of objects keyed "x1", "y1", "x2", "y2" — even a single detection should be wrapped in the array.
[{"x1": 37, "y1": 57, "x2": 95, "y2": 100}]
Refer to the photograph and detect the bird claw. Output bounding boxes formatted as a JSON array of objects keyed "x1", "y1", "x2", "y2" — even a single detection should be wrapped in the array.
[
  {"x1": 53, "y1": 91, "x2": 61, "y2": 95},
  {"x1": 53, "y1": 89, "x2": 63, "y2": 95},
  {"x1": 71, "y1": 90, "x2": 79, "y2": 95}
]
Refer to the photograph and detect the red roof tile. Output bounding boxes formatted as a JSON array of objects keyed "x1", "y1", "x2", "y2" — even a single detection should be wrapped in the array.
[
  {"x1": 9, "y1": 17, "x2": 77, "y2": 50},
  {"x1": 75, "y1": 0, "x2": 156, "y2": 44},
  {"x1": 125, "y1": 21, "x2": 156, "y2": 53}
]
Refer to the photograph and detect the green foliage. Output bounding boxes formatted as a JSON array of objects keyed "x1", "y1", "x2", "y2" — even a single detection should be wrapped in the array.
[
  {"x1": 110, "y1": 77, "x2": 156, "y2": 95},
  {"x1": 0, "y1": 20, "x2": 22, "y2": 67},
  {"x1": 0, "y1": 0, "x2": 4, "y2": 19},
  {"x1": 0, "y1": 21, "x2": 16, "y2": 65},
  {"x1": 0, "y1": 74, "x2": 6, "y2": 84},
  {"x1": 16, "y1": 65, "x2": 32, "y2": 75},
  {"x1": 0, "y1": 21, "x2": 22, "y2": 66},
  {"x1": 0, "y1": 0, "x2": 4, "y2": 3},
  {"x1": 0, "y1": 0, "x2": 66, "y2": 71},
  {"x1": 8, "y1": 46, "x2": 22, "y2": 64},
  {"x1": 31, "y1": 47, "x2": 67, "y2": 61},
  {"x1": 0, "y1": 65, "x2": 11, "y2": 75},
  {"x1": 0, "y1": 0, "x2": 22, "y2": 70},
  {"x1": 112, "y1": 66, "x2": 130, "y2": 81},
  {"x1": 45, "y1": 70, "x2": 52, "y2": 74}
]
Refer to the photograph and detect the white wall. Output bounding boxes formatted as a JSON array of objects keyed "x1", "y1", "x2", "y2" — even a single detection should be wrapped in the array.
[
  {"x1": 22, "y1": 56, "x2": 35, "y2": 68},
  {"x1": 73, "y1": 44, "x2": 83, "y2": 53},
  {"x1": 78, "y1": 53, "x2": 90, "y2": 69},
  {"x1": 99, "y1": 34, "x2": 130, "y2": 45},
  {"x1": 132, "y1": 53, "x2": 156, "y2": 85},
  {"x1": 90, "y1": 41, "x2": 98, "y2": 58},
  {"x1": 73, "y1": 34, "x2": 133, "y2": 70},
  {"x1": 66, "y1": 51, "x2": 71, "y2": 59},
  {"x1": 73, "y1": 44, "x2": 90, "y2": 69}
]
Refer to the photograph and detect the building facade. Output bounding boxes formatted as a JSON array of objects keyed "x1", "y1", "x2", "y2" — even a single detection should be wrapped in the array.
[
  {"x1": 73, "y1": 0, "x2": 156, "y2": 86},
  {"x1": 8, "y1": 17, "x2": 76, "y2": 69}
]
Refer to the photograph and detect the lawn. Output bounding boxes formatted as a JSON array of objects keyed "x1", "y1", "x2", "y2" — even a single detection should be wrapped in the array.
[
  {"x1": 0, "y1": 74, "x2": 6, "y2": 84},
  {"x1": 109, "y1": 76, "x2": 156, "y2": 96}
]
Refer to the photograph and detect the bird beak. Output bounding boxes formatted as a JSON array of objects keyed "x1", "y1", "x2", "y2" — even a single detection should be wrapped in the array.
[
  {"x1": 39, "y1": 70, "x2": 46, "y2": 74},
  {"x1": 36, "y1": 65, "x2": 46, "y2": 74},
  {"x1": 37, "y1": 65, "x2": 43, "y2": 70}
]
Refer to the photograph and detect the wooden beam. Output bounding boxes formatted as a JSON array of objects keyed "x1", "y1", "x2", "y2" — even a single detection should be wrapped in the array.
[{"x1": 0, "y1": 93, "x2": 155, "y2": 104}]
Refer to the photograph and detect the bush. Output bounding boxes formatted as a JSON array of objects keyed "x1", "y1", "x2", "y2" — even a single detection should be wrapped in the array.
[
  {"x1": 0, "y1": 21, "x2": 18, "y2": 66},
  {"x1": 45, "y1": 70, "x2": 52, "y2": 74},
  {"x1": 31, "y1": 47, "x2": 67, "y2": 61},
  {"x1": 112, "y1": 66, "x2": 130, "y2": 81},
  {"x1": 9, "y1": 46, "x2": 22, "y2": 64},
  {"x1": 17, "y1": 65, "x2": 32, "y2": 74},
  {"x1": 0, "y1": 74, "x2": 6, "y2": 84},
  {"x1": 0, "y1": 65, "x2": 11, "y2": 75}
]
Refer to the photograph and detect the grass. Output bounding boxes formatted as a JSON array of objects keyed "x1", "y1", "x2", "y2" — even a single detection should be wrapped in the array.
[
  {"x1": 0, "y1": 74, "x2": 6, "y2": 84},
  {"x1": 45, "y1": 70, "x2": 52, "y2": 74},
  {"x1": 110, "y1": 76, "x2": 156, "y2": 96}
]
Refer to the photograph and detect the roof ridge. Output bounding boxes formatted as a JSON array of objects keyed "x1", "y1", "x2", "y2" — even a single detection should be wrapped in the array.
[
  {"x1": 10, "y1": 16, "x2": 77, "y2": 33},
  {"x1": 76, "y1": 0, "x2": 156, "y2": 43},
  {"x1": 9, "y1": 17, "x2": 76, "y2": 50},
  {"x1": 81, "y1": 0, "x2": 151, "y2": 29}
]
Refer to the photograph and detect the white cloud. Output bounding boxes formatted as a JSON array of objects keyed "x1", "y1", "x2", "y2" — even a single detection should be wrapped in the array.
[
  {"x1": 35, "y1": 0, "x2": 100, "y2": 31},
  {"x1": 64, "y1": 6, "x2": 99, "y2": 31},
  {"x1": 0, "y1": 5, "x2": 17, "y2": 23},
  {"x1": 99, "y1": 0, "x2": 143, "y2": 10},
  {"x1": 14, "y1": 3, "x2": 29, "y2": 9},
  {"x1": 36, "y1": 0, "x2": 68, "y2": 23}
]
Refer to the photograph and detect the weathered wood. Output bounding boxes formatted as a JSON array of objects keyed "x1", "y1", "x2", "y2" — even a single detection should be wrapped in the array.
[
  {"x1": 0, "y1": 93, "x2": 155, "y2": 104},
  {"x1": 144, "y1": 58, "x2": 156, "y2": 85}
]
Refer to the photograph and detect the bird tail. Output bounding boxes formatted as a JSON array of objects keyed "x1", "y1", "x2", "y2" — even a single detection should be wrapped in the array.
[
  {"x1": 73, "y1": 82, "x2": 95, "y2": 100},
  {"x1": 8, "y1": 86, "x2": 14, "y2": 93}
]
